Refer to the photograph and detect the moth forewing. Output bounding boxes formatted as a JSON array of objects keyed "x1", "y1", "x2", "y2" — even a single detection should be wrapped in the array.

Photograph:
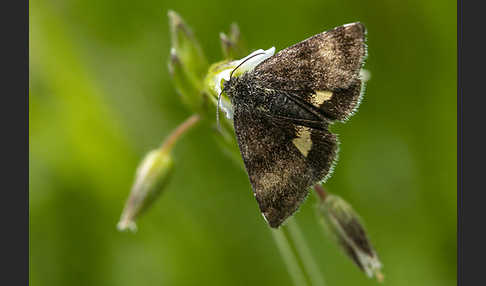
[{"x1": 226, "y1": 22, "x2": 368, "y2": 227}]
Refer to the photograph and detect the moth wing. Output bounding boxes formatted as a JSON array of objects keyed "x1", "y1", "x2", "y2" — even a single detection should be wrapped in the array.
[
  {"x1": 233, "y1": 106, "x2": 338, "y2": 228},
  {"x1": 253, "y1": 23, "x2": 367, "y2": 121}
]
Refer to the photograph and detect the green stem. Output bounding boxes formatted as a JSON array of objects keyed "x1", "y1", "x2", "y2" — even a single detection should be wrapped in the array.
[
  {"x1": 271, "y1": 228, "x2": 309, "y2": 286},
  {"x1": 287, "y1": 217, "x2": 327, "y2": 286},
  {"x1": 160, "y1": 114, "x2": 201, "y2": 153}
]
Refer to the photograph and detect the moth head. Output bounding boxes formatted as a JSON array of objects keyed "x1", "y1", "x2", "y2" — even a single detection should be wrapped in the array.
[
  {"x1": 227, "y1": 51, "x2": 266, "y2": 90},
  {"x1": 221, "y1": 77, "x2": 234, "y2": 97},
  {"x1": 220, "y1": 75, "x2": 241, "y2": 101},
  {"x1": 216, "y1": 52, "x2": 267, "y2": 130}
]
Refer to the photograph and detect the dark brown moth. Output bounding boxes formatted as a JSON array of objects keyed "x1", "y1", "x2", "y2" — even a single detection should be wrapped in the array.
[{"x1": 222, "y1": 23, "x2": 367, "y2": 228}]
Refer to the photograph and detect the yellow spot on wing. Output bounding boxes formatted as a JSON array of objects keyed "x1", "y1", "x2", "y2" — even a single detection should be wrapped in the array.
[
  {"x1": 310, "y1": 91, "x2": 333, "y2": 107},
  {"x1": 293, "y1": 126, "x2": 312, "y2": 157}
]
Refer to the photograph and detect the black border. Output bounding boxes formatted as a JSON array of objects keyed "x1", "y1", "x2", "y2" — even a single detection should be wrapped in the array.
[
  {"x1": 4, "y1": 0, "x2": 29, "y2": 284},
  {"x1": 460, "y1": 0, "x2": 486, "y2": 285},
  {"x1": 457, "y1": 0, "x2": 462, "y2": 285}
]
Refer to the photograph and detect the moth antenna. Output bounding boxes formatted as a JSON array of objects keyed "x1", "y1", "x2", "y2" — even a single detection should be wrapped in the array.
[{"x1": 229, "y1": 52, "x2": 266, "y2": 79}]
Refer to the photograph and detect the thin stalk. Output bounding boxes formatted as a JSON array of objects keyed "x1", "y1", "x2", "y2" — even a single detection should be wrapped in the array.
[
  {"x1": 160, "y1": 114, "x2": 201, "y2": 153},
  {"x1": 271, "y1": 228, "x2": 309, "y2": 286},
  {"x1": 287, "y1": 217, "x2": 326, "y2": 286},
  {"x1": 313, "y1": 184, "x2": 328, "y2": 202}
]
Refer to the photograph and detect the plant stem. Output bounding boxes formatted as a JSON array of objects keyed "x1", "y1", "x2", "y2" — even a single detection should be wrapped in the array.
[
  {"x1": 160, "y1": 114, "x2": 201, "y2": 153},
  {"x1": 287, "y1": 217, "x2": 327, "y2": 286},
  {"x1": 313, "y1": 184, "x2": 328, "y2": 202},
  {"x1": 271, "y1": 228, "x2": 309, "y2": 286}
]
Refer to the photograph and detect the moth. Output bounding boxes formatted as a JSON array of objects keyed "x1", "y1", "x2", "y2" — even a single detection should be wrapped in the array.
[{"x1": 221, "y1": 23, "x2": 367, "y2": 228}]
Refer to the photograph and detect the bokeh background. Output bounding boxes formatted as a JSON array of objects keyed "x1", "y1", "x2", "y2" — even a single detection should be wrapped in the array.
[{"x1": 29, "y1": 0, "x2": 456, "y2": 285}]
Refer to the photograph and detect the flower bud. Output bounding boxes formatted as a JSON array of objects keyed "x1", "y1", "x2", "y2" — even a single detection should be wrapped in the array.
[
  {"x1": 118, "y1": 149, "x2": 174, "y2": 232},
  {"x1": 168, "y1": 48, "x2": 203, "y2": 111},
  {"x1": 317, "y1": 192, "x2": 384, "y2": 282},
  {"x1": 220, "y1": 32, "x2": 233, "y2": 59},
  {"x1": 220, "y1": 23, "x2": 244, "y2": 60},
  {"x1": 168, "y1": 10, "x2": 208, "y2": 81}
]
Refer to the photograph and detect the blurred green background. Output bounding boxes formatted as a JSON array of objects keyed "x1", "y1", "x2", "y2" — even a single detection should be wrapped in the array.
[{"x1": 29, "y1": 0, "x2": 456, "y2": 285}]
